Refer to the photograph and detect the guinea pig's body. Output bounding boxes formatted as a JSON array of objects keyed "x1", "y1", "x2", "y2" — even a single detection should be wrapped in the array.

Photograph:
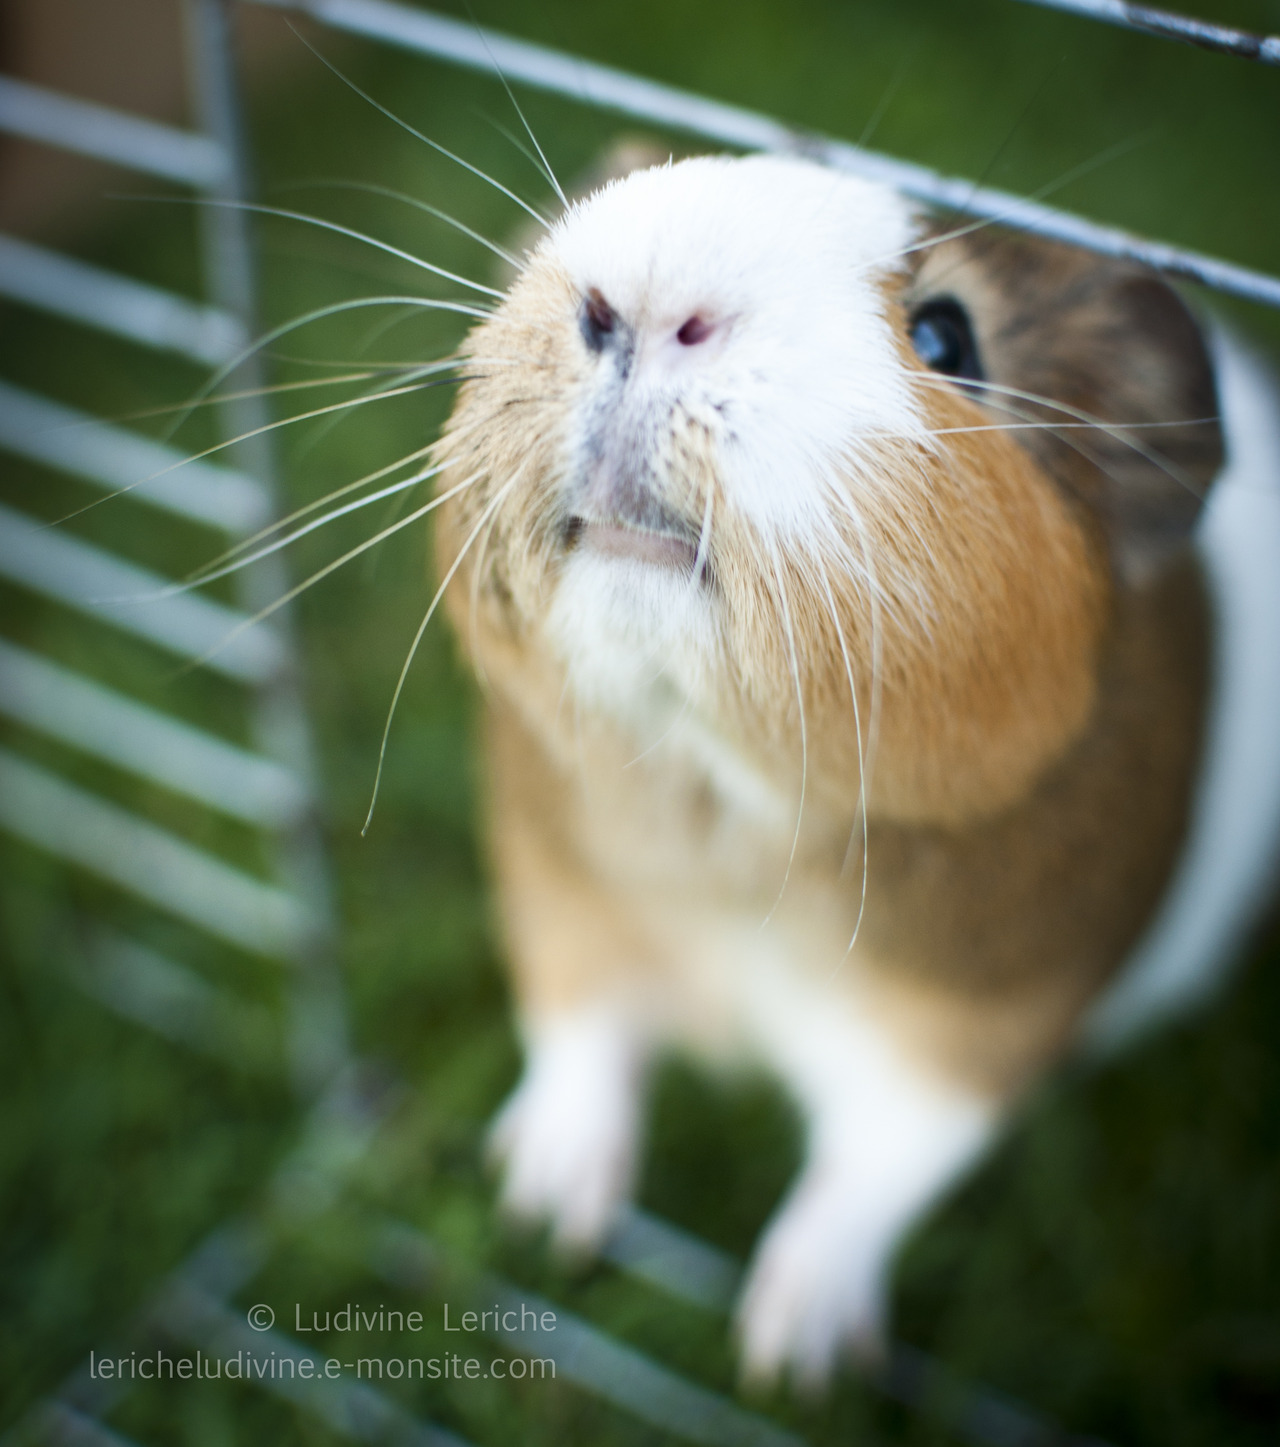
[{"x1": 432, "y1": 153, "x2": 1280, "y2": 1387}]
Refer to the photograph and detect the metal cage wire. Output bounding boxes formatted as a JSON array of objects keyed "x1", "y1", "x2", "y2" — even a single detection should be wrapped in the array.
[{"x1": 1, "y1": 2, "x2": 1275, "y2": 1445}]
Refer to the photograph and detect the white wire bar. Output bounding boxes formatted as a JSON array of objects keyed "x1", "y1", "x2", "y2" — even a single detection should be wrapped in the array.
[
  {"x1": 6, "y1": 1078, "x2": 395, "y2": 1447},
  {"x1": 0, "y1": 75, "x2": 229, "y2": 186},
  {"x1": 185, "y1": 0, "x2": 351, "y2": 1093},
  {"x1": 1006, "y1": 0, "x2": 1280, "y2": 63},
  {"x1": 247, "y1": 0, "x2": 1280, "y2": 311},
  {"x1": 603, "y1": 1205, "x2": 739, "y2": 1312},
  {"x1": 0, "y1": 503, "x2": 285, "y2": 684},
  {"x1": 0, "y1": 749, "x2": 311, "y2": 957},
  {"x1": 155, "y1": 1283, "x2": 472, "y2": 1447},
  {"x1": 0, "y1": 640, "x2": 307, "y2": 827},
  {"x1": 0, "y1": 383, "x2": 268, "y2": 533},
  {"x1": 15, "y1": 1404, "x2": 145, "y2": 1447},
  {"x1": 598, "y1": 1208, "x2": 1112, "y2": 1447},
  {"x1": 371, "y1": 1220, "x2": 808, "y2": 1447},
  {"x1": 72, "y1": 932, "x2": 279, "y2": 1064},
  {"x1": 0, "y1": 236, "x2": 246, "y2": 366}
]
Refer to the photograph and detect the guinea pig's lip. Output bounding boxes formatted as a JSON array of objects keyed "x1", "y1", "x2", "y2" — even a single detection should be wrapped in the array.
[{"x1": 567, "y1": 516, "x2": 701, "y2": 573}]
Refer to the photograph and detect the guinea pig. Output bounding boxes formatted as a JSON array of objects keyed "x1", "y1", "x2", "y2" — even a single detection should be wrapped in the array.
[{"x1": 428, "y1": 150, "x2": 1280, "y2": 1390}]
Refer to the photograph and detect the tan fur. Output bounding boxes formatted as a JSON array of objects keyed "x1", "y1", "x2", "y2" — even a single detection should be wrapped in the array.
[
  {"x1": 432, "y1": 155, "x2": 1219, "y2": 1116},
  {"x1": 473, "y1": 556, "x2": 1206, "y2": 1099},
  {"x1": 439, "y1": 277, "x2": 1112, "y2": 829},
  {"x1": 857, "y1": 554, "x2": 1210, "y2": 1094},
  {"x1": 909, "y1": 231, "x2": 1222, "y2": 576}
]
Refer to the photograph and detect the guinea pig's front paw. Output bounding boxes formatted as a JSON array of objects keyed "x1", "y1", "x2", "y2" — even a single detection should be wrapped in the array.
[
  {"x1": 735, "y1": 1171, "x2": 890, "y2": 1394},
  {"x1": 487, "y1": 1008, "x2": 645, "y2": 1255}
]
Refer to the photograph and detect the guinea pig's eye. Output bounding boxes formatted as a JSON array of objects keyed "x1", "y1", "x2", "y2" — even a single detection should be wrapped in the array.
[
  {"x1": 580, "y1": 288, "x2": 616, "y2": 351},
  {"x1": 908, "y1": 298, "x2": 983, "y2": 382}
]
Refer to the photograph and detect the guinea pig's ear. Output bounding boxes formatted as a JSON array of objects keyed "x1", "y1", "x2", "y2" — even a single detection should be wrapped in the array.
[{"x1": 909, "y1": 233, "x2": 1224, "y2": 582}]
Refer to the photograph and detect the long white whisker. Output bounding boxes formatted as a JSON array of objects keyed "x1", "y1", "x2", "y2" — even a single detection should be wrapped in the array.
[
  {"x1": 475, "y1": 112, "x2": 555, "y2": 196},
  {"x1": 867, "y1": 131, "x2": 1154, "y2": 276},
  {"x1": 822, "y1": 469, "x2": 888, "y2": 791},
  {"x1": 474, "y1": 101, "x2": 567, "y2": 210},
  {"x1": 255, "y1": 354, "x2": 448, "y2": 373},
  {"x1": 283, "y1": 179, "x2": 523, "y2": 270},
  {"x1": 348, "y1": 301, "x2": 436, "y2": 362},
  {"x1": 203, "y1": 199, "x2": 504, "y2": 299},
  {"x1": 183, "y1": 471, "x2": 483, "y2": 673},
  {"x1": 282, "y1": 357, "x2": 465, "y2": 470},
  {"x1": 54, "y1": 370, "x2": 463, "y2": 527},
  {"x1": 466, "y1": 474, "x2": 512, "y2": 691},
  {"x1": 188, "y1": 424, "x2": 471, "y2": 585},
  {"x1": 161, "y1": 295, "x2": 473, "y2": 445},
  {"x1": 814, "y1": 557, "x2": 870, "y2": 964},
  {"x1": 857, "y1": 47, "x2": 916, "y2": 149},
  {"x1": 363, "y1": 468, "x2": 523, "y2": 834},
  {"x1": 183, "y1": 463, "x2": 447, "y2": 591},
  {"x1": 296, "y1": 33, "x2": 551, "y2": 229},
  {"x1": 914, "y1": 371, "x2": 1203, "y2": 497},
  {"x1": 691, "y1": 483, "x2": 716, "y2": 591},
  {"x1": 759, "y1": 544, "x2": 808, "y2": 929},
  {"x1": 924, "y1": 419, "x2": 1217, "y2": 436},
  {"x1": 269, "y1": 413, "x2": 493, "y2": 583},
  {"x1": 463, "y1": 2, "x2": 567, "y2": 210},
  {"x1": 88, "y1": 369, "x2": 400, "y2": 430}
]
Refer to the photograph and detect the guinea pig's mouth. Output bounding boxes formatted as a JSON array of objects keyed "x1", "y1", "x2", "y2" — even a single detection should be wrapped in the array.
[{"x1": 564, "y1": 515, "x2": 703, "y2": 577}]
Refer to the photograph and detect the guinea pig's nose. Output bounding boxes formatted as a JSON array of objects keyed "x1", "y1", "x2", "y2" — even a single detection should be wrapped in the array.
[{"x1": 580, "y1": 288, "x2": 620, "y2": 353}]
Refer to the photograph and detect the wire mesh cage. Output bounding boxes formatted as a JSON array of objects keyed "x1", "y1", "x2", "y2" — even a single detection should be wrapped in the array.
[{"x1": 3, "y1": 3, "x2": 1280, "y2": 1445}]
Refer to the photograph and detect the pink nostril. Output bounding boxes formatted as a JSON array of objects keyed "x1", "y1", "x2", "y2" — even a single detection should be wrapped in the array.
[{"x1": 676, "y1": 315, "x2": 712, "y2": 346}]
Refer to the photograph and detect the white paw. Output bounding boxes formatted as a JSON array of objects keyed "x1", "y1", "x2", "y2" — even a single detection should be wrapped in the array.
[
  {"x1": 488, "y1": 1010, "x2": 643, "y2": 1254},
  {"x1": 735, "y1": 1168, "x2": 890, "y2": 1393},
  {"x1": 736, "y1": 980, "x2": 998, "y2": 1392}
]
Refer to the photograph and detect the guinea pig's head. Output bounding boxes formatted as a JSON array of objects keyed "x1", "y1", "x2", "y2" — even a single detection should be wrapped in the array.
[{"x1": 434, "y1": 154, "x2": 1221, "y2": 825}]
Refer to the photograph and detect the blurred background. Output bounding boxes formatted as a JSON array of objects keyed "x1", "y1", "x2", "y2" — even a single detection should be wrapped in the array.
[{"x1": 2, "y1": 2, "x2": 1279, "y2": 1444}]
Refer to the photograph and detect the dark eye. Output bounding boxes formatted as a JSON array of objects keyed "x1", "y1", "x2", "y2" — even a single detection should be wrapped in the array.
[{"x1": 908, "y1": 298, "x2": 983, "y2": 382}]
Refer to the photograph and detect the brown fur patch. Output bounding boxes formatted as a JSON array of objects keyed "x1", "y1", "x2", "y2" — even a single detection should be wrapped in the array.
[
  {"x1": 855, "y1": 553, "x2": 1210, "y2": 1093},
  {"x1": 438, "y1": 276, "x2": 1112, "y2": 828},
  {"x1": 907, "y1": 229, "x2": 1223, "y2": 578},
  {"x1": 430, "y1": 156, "x2": 1218, "y2": 1104}
]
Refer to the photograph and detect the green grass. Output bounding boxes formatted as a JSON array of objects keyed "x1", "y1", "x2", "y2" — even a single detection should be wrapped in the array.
[{"x1": 2, "y1": 1, "x2": 1280, "y2": 1442}]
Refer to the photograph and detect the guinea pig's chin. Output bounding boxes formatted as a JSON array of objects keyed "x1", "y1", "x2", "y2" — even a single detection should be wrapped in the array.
[{"x1": 543, "y1": 547, "x2": 717, "y2": 715}]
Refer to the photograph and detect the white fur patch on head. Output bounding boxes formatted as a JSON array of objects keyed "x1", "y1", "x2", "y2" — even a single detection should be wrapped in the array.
[
  {"x1": 530, "y1": 155, "x2": 927, "y2": 737},
  {"x1": 546, "y1": 154, "x2": 925, "y2": 537}
]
